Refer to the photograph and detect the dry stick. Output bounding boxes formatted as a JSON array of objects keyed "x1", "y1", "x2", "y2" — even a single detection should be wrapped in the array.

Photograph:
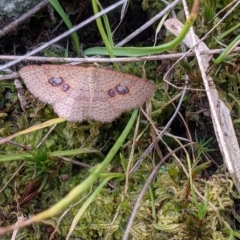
[
  {"x1": 14, "y1": 79, "x2": 27, "y2": 110},
  {"x1": 112, "y1": 0, "x2": 130, "y2": 35},
  {"x1": 11, "y1": 213, "x2": 26, "y2": 240},
  {"x1": 1, "y1": 46, "x2": 240, "y2": 82},
  {"x1": 0, "y1": 47, "x2": 239, "y2": 65},
  {"x1": 61, "y1": 157, "x2": 92, "y2": 168},
  {"x1": 0, "y1": 0, "x2": 49, "y2": 38},
  {"x1": 37, "y1": 124, "x2": 57, "y2": 148},
  {"x1": 0, "y1": 137, "x2": 32, "y2": 150},
  {"x1": 0, "y1": 163, "x2": 26, "y2": 193}
]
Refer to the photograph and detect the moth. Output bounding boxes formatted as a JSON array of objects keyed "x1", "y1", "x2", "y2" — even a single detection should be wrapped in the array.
[{"x1": 19, "y1": 65, "x2": 156, "y2": 122}]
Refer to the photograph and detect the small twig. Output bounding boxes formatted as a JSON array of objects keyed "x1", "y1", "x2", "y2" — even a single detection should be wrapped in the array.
[
  {"x1": 0, "y1": 0, "x2": 49, "y2": 39},
  {"x1": 0, "y1": 137, "x2": 32, "y2": 150},
  {"x1": 14, "y1": 79, "x2": 27, "y2": 110},
  {"x1": 37, "y1": 124, "x2": 57, "y2": 148},
  {"x1": 0, "y1": 47, "x2": 238, "y2": 78},
  {"x1": 61, "y1": 157, "x2": 92, "y2": 168},
  {"x1": 11, "y1": 213, "x2": 26, "y2": 240},
  {"x1": 2, "y1": 47, "x2": 239, "y2": 63},
  {"x1": 115, "y1": 0, "x2": 181, "y2": 47},
  {"x1": 0, "y1": 162, "x2": 26, "y2": 193}
]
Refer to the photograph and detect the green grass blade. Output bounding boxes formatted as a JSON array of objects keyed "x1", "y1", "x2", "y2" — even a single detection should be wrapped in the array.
[
  {"x1": 48, "y1": 0, "x2": 80, "y2": 55},
  {"x1": 91, "y1": 0, "x2": 119, "y2": 70},
  {"x1": 0, "y1": 148, "x2": 104, "y2": 162},
  {"x1": 213, "y1": 34, "x2": 240, "y2": 64}
]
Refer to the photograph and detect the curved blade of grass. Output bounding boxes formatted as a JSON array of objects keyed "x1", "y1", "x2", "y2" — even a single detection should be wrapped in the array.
[
  {"x1": 93, "y1": 0, "x2": 114, "y2": 47},
  {"x1": 84, "y1": 0, "x2": 199, "y2": 57},
  {"x1": 48, "y1": 0, "x2": 80, "y2": 55},
  {"x1": 154, "y1": 13, "x2": 169, "y2": 46},
  {"x1": 91, "y1": 0, "x2": 120, "y2": 71},
  {"x1": 213, "y1": 34, "x2": 240, "y2": 64},
  {"x1": 216, "y1": 23, "x2": 240, "y2": 42},
  {"x1": 0, "y1": 109, "x2": 138, "y2": 234},
  {"x1": 0, "y1": 118, "x2": 66, "y2": 145}
]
